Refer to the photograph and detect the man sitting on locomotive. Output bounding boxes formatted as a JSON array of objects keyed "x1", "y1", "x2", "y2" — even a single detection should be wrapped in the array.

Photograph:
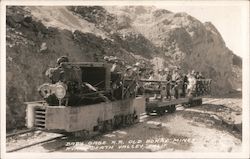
[
  {"x1": 110, "y1": 59, "x2": 124, "y2": 100},
  {"x1": 110, "y1": 59, "x2": 121, "y2": 73},
  {"x1": 122, "y1": 65, "x2": 138, "y2": 99},
  {"x1": 45, "y1": 56, "x2": 70, "y2": 83},
  {"x1": 133, "y1": 62, "x2": 144, "y2": 95}
]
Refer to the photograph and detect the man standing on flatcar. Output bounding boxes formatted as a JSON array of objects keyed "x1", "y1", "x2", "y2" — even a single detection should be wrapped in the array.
[
  {"x1": 171, "y1": 67, "x2": 182, "y2": 99},
  {"x1": 133, "y1": 62, "x2": 145, "y2": 96},
  {"x1": 158, "y1": 69, "x2": 167, "y2": 100},
  {"x1": 182, "y1": 73, "x2": 188, "y2": 97},
  {"x1": 164, "y1": 68, "x2": 172, "y2": 100},
  {"x1": 186, "y1": 71, "x2": 197, "y2": 97}
]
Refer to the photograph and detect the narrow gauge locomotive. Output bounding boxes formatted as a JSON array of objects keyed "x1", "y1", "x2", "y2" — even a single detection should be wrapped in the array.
[{"x1": 26, "y1": 61, "x2": 145, "y2": 137}]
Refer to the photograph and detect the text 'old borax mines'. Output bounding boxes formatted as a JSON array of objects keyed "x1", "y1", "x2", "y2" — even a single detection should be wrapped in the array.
[{"x1": 65, "y1": 137, "x2": 194, "y2": 150}]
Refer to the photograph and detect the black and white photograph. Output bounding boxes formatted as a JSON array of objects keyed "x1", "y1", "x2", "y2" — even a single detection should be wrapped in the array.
[{"x1": 0, "y1": 0, "x2": 249, "y2": 158}]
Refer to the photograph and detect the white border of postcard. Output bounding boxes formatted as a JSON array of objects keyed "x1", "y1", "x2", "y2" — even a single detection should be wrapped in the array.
[{"x1": 1, "y1": 0, "x2": 249, "y2": 158}]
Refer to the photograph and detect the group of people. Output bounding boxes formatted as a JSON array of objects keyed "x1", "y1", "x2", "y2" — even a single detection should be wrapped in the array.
[
  {"x1": 104, "y1": 56, "x2": 139, "y2": 99},
  {"x1": 144, "y1": 67, "x2": 206, "y2": 100},
  {"x1": 104, "y1": 55, "x2": 148, "y2": 79},
  {"x1": 104, "y1": 56, "x2": 208, "y2": 100}
]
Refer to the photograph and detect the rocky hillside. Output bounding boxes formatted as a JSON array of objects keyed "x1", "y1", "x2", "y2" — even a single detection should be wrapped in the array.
[
  {"x1": 6, "y1": 6, "x2": 241, "y2": 130},
  {"x1": 105, "y1": 6, "x2": 242, "y2": 92}
]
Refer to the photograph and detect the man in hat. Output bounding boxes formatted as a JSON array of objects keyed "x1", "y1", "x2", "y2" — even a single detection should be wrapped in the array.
[
  {"x1": 158, "y1": 68, "x2": 166, "y2": 81},
  {"x1": 124, "y1": 65, "x2": 134, "y2": 79},
  {"x1": 171, "y1": 67, "x2": 182, "y2": 99},
  {"x1": 164, "y1": 68, "x2": 172, "y2": 99},
  {"x1": 197, "y1": 72, "x2": 205, "y2": 79},
  {"x1": 104, "y1": 55, "x2": 109, "y2": 61},
  {"x1": 186, "y1": 71, "x2": 197, "y2": 97},
  {"x1": 144, "y1": 70, "x2": 158, "y2": 99},
  {"x1": 132, "y1": 62, "x2": 141, "y2": 76},
  {"x1": 110, "y1": 60, "x2": 120, "y2": 73},
  {"x1": 123, "y1": 65, "x2": 138, "y2": 98},
  {"x1": 46, "y1": 56, "x2": 69, "y2": 83},
  {"x1": 57, "y1": 56, "x2": 69, "y2": 65}
]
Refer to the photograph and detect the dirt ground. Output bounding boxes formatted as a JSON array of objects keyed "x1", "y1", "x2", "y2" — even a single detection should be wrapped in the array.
[{"x1": 6, "y1": 93, "x2": 242, "y2": 153}]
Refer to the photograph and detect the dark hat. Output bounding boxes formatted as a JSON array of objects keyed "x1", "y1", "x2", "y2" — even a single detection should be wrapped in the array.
[
  {"x1": 57, "y1": 56, "x2": 69, "y2": 65},
  {"x1": 126, "y1": 65, "x2": 133, "y2": 70}
]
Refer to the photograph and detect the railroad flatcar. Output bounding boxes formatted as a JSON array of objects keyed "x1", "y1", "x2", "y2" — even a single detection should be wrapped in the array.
[{"x1": 142, "y1": 78, "x2": 212, "y2": 115}]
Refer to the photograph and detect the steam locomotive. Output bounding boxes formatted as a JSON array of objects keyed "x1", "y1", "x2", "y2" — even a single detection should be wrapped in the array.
[{"x1": 26, "y1": 58, "x2": 211, "y2": 137}]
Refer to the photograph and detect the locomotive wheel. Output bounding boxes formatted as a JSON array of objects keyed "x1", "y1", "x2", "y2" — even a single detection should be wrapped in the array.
[
  {"x1": 73, "y1": 130, "x2": 90, "y2": 139},
  {"x1": 190, "y1": 99, "x2": 202, "y2": 107},
  {"x1": 133, "y1": 111, "x2": 139, "y2": 123},
  {"x1": 146, "y1": 108, "x2": 152, "y2": 115},
  {"x1": 102, "y1": 120, "x2": 113, "y2": 132},
  {"x1": 197, "y1": 99, "x2": 202, "y2": 105},
  {"x1": 124, "y1": 114, "x2": 133, "y2": 126},
  {"x1": 130, "y1": 114, "x2": 134, "y2": 125},
  {"x1": 121, "y1": 115, "x2": 126, "y2": 127},
  {"x1": 157, "y1": 108, "x2": 165, "y2": 116},
  {"x1": 188, "y1": 100, "x2": 196, "y2": 107},
  {"x1": 167, "y1": 105, "x2": 176, "y2": 113},
  {"x1": 183, "y1": 103, "x2": 190, "y2": 108},
  {"x1": 113, "y1": 116, "x2": 122, "y2": 129},
  {"x1": 127, "y1": 114, "x2": 133, "y2": 125},
  {"x1": 146, "y1": 112, "x2": 151, "y2": 115},
  {"x1": 124, "y1": 115, "x2": 129, "y2": 126},
  {"x1": 131, "y1": 113, "x2": 136, "y2": 124}
]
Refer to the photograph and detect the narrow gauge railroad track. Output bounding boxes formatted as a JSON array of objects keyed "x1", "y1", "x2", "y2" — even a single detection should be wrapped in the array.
[
  {"x1": 7, "y1": 134, "x2": 66, "y2": 153},
  {"x1": 6, "y1": 129, "x2": 37, "y2": 138},
  {"x1": 202, "y1": 98, "x2": 222, "y2": 104},
  {"x1": 7, "y1": 98, "x2": 222, "y2": 153},
  {"x1": 6, "y1": 114, "x2": 164, "y2": 153}
]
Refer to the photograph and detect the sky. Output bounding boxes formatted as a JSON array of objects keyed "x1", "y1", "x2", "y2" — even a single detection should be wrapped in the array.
[{"x1": 159, "y1": 4, "x2": 248, "y2": 58}]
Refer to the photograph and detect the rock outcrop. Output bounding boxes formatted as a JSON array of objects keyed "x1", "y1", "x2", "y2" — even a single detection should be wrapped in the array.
[{"x1": 104, "y1": 6, "x2": 241, "y2": 93}]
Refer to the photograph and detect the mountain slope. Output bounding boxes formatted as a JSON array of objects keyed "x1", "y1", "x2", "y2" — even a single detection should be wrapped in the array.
[{"x1": 104, "y1": 6, "x2": 241, "y2": 93}]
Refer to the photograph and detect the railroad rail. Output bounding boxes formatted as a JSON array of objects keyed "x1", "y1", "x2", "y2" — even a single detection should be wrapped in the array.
[
  {"x1": 7, "y1": 135, "x2": 66, "y2": 153},
  {"x1": 6, "y1": 129, "x2": 38, "y2": 138}
]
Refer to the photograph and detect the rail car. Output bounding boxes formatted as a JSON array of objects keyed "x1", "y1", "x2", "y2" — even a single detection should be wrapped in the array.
[
  {"x1": 141, "y1": 78, "x2": 211, "y2": 115},
  {"x1": 26, "y1": 61, "x2": 145, "y2": 137},
  {"x1": 25, "y1": 59, "x2": 211, "y2": 136}
]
